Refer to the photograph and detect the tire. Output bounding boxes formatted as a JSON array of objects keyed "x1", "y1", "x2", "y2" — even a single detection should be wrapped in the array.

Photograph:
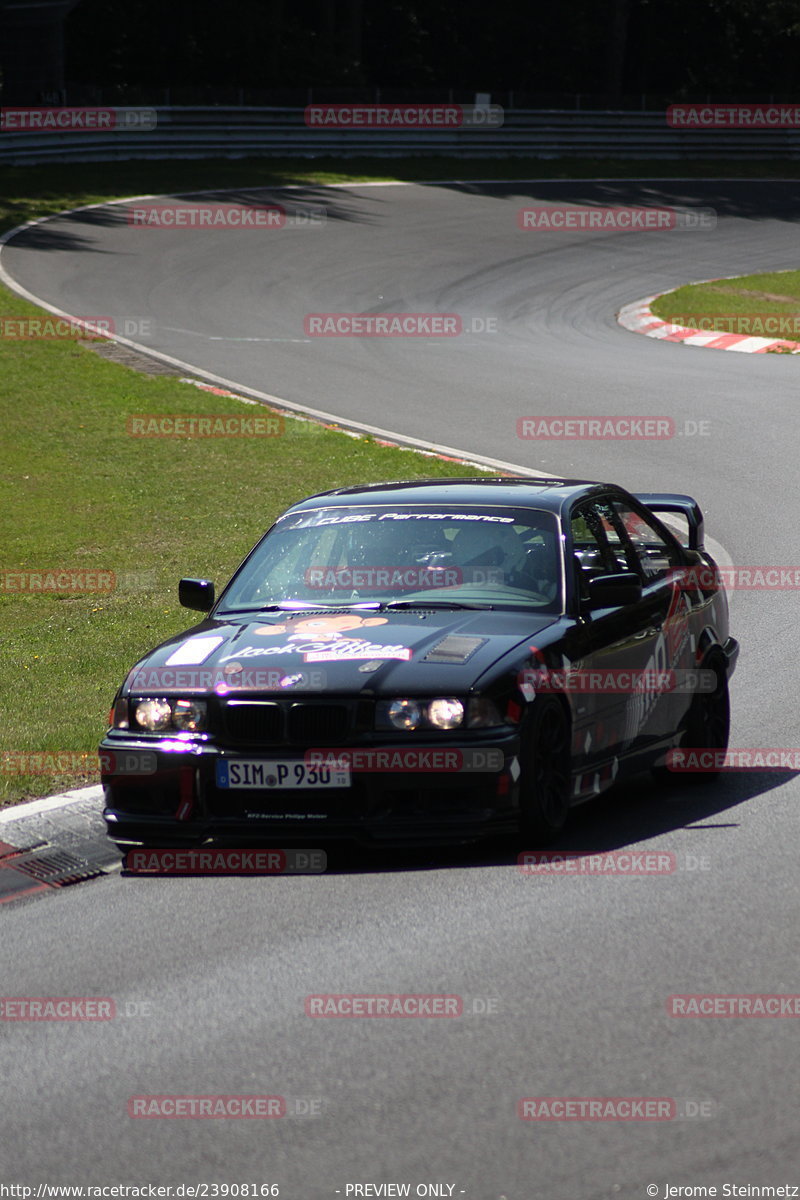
[
  {"x1": 654, "y1": 655, "x2": 730, "y2": 784},
  {"x1": 519, "y1": 697, "x2": 572, "y2": 843},
  {"x1": 681, "y1": 657, "x2": 730, "y2": 782}
]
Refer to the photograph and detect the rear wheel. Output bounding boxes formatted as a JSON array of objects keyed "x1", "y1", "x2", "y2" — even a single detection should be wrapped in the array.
[
  {"x1": 519, "y1": 698, "x2": 572, "y2": 843},
  {"x1": 682, "y1": 658, "x2": 730, "y2": 782},
  {"x1": 654, "y1": 656, "x2": 730, "y2": 783}
]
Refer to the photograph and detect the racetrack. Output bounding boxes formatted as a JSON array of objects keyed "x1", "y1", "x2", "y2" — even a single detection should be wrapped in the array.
[{"x1": 2, "y1": 178, "x2": 799, "y2": 1196}]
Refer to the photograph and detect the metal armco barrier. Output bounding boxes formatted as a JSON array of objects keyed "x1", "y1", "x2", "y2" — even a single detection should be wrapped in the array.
[{"x1": 2, "y1": 107, "x2": 800, "y2": 163}]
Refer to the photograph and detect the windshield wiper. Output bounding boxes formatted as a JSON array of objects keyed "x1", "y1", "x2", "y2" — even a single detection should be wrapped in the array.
[
  {"x1": 218, "y1": 600, "x2": 383, "y2": 614},
  {"x1": 221, "y1": 598, "x2": 494, "y2": 615},
  {"x1": 383, "y1": 599, "x2": 494, "y2": 611}
]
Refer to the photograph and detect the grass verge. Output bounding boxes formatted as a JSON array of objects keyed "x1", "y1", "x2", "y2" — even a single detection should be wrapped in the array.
[
  {"x1": 650, "y1": 269, "x2": 800, "y2": 344},
  {"x1": 0, "y1": 279, "x2": 489, "y2": 808}
]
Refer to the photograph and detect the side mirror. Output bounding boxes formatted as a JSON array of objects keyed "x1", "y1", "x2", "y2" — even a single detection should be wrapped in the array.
[
  {"x1": 179, "y1": 578, "x2": 215, "y2": 612},
  {"x1": 587, "y1": 572, "x2": 642, "y2": 608}
]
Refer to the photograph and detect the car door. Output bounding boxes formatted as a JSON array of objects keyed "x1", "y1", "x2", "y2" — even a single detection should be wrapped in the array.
[
  {"x1": 562, "y1": 496, "x2": 678, "y2": 775},
  {"x1": 606, "y1": 495, "x2": 696, "y2": 739}
]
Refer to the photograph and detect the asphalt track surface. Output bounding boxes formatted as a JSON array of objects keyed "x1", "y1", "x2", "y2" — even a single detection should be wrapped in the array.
[{"x1": 2, "y1": 180, "x2": 800, "y2": 1197}]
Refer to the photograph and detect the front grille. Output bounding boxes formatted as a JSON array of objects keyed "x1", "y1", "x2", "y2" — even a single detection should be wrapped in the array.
[
  {"x1": 224, "y1": 702, "x2": 282, "y2": 744},
  {"x1": 287, "y1": 703, "x2": 349, "y2": 743},
  {"x1": 221, "y1": 700, "x2": 351, "y2": 745}
]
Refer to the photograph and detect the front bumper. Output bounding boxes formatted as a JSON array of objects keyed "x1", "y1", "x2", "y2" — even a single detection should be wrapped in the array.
[{"x1": 99, "y1": 730, "x2": 523, "y2": 847}]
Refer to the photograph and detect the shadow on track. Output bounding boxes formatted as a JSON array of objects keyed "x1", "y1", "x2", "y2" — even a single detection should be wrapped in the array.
[
  {"x1": 314, "y1": 767, "x2": 795, "y2": 874},
  {"x1": 421, "y1": 178, "x2": 800, "y2": 223},
  {"x1": 118, "y1": 767, "x2": 795, "y2": 878},
  {"x1": 4, "y1": 184, "x2": 386, "y2": 254}
]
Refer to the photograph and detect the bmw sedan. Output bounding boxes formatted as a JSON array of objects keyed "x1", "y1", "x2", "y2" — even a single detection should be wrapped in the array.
[{"x1": 100, "y1": 477, "x2": 738, "y2": 849}]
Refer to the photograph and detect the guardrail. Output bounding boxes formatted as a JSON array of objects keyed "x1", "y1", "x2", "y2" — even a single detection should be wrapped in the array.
[{"x1": 2, "y1": 107, "x2": 800, "y2": 163}]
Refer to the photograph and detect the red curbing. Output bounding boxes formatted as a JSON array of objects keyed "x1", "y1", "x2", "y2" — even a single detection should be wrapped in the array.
[{"x1": 618, "y1": 293, "x2": 800, "y2": 355}]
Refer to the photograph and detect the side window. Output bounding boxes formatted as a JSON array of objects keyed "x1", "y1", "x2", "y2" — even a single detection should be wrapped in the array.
[
  {"x1": 570, "y1": 502, "x2": 627, "y2": 585},
  {"x1": 591, "y1": 501, "x2": 641, "y2": 574},
  {"x1": 610, "y1": 500, "x2": 682, "y2": 583}
]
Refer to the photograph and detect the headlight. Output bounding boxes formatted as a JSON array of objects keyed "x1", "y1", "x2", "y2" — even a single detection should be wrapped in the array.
[
  {"x1": 172, "y1": 699, "x2": 207, "y2": 732},
  {"x1": 378, "y1": 697, "x2": 465, "y2": 731},
  {"x1": 132, "y1": 697, "x2": 207, "y2": 733},
  {"x1": 134, "y1": 699, "x2": 172, "y2": 731},
  {"x1": 387, "y1": 699, "x2": 424, "y2": 730},
  {"x1": 427, "y1": 698, "x2": 464, "y2": 729}
]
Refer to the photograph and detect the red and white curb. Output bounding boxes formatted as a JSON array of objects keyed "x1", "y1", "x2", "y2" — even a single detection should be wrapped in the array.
[{"x1": 618, "y1": 294, "x2": 800, "y2": 354}]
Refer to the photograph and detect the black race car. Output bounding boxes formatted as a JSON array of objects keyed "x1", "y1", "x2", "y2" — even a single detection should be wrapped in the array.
[{"x1": 100, "y1": 477, "x2": 738, "y2": 849}]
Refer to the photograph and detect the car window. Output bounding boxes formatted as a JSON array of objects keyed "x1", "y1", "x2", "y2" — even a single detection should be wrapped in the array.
[
  {"x1": 570, "y1": 503, "x2": 631, "y2": 581},
  {"x1": 572, "y1": 498, "x2": 681, "y2": 588},
  {"x1": 609, "y1": 500, "x2": 682, "y2": 583}
]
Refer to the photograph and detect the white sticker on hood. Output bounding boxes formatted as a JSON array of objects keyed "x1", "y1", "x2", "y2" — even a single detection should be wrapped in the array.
[{"x1": 165, "y1": 636, "x2": 224, "y2": 666}]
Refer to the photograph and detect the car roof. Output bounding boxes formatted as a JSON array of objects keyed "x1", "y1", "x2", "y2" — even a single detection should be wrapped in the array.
[{"x1": 285, "y1": 477, "x2": 622, "y2": 517}]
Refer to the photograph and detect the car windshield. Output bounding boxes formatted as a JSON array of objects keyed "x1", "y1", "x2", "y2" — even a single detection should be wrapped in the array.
[{"x1": 217, "y1": 505, "x2": 563, "y2": 613}]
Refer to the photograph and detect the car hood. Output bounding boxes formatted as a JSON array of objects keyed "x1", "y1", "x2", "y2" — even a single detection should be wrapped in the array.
[{"x1": 124, "y1": 608, "x2": 560, "y2": 696}]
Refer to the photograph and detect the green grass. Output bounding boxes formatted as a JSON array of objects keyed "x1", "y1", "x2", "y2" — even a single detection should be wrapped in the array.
[
  {"x1": 650, "y1": 269, "x2": 800, "y2": 343},
  {"x1": 0, "y1": 280, "x2": 489, "y2": 807},
  {"x1": 3, "y1": 155, "x2": 800, "y2": 236}
]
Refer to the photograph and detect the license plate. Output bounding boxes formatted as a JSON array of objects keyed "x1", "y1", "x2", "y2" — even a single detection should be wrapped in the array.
[{"x1": 216, "y1": 759, "x2": 350, "y2": 790}]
